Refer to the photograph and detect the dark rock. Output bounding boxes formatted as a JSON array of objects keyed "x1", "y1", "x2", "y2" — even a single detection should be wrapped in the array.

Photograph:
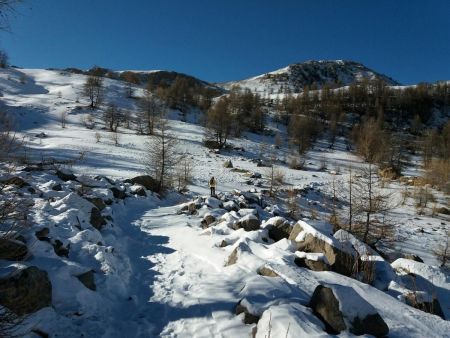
[
  {"x1": 110, "y1": 187, "x2": 126, "y2": 199},
  {"x1": 28, "y1": 187, "x2": 36, "y2": 194},
  {"x1": 52, "y1": 240, "x2": 69, "y2": 257},
  {"x1": 0, "y1": 266, "x2": 52, "y2": 315},
  {"x1": 0, "y1": 239, "x2": 28, "y2": 261},
  {"x1": 219, "y1": 240, "x2": 228, "y2": 247},
  {"x1": 233, "y1": 215, "x2": 260, "y2": 232},
  {"x1": 267, "y1": 218, "x2": 292, "y2": 242},
  {"x1": 403, "y1": 254, "x2": 424, "y2": 263},
  {"x1": 309, "y1": 285, "x2": 346, "y2": 334},
  {"x1": 436, "y1": 207, "x2": 450, "y2": 215},
  {"x1": 351, "y1": 313, "x2": 390, "y2": 337},
  {"x1": 52, "y1": 183, "x2": 62, "y2": 191},
  {"x1": 35, "y1": 227, "x2": 51, "y2": 242},
  {"x1": 124, "y1": 175, "x2": 158, "y2": 191},
  {"x1": 90, "y1": 208, "x2": 107, "y2": 230},
  {"x1": 132, "y1": 186, "x2": 147, "y2": 197},
  {"x1": 1, "y1": 177, "x2": 29, "y2": 188},
  {"x1": 76, "y1": 270, "x2": 96, "y2": 291},
  {"x1": 86, "y1": 197, "x2": 106, "y2": 211},
  {"x1": 294, "y1": 256, "x2": 330, "y2": 271},
  {"x1": 236, "y1": 300, "x2": 260, "y2": 324},
  {"x1": 55, "y1": 170, "x2": 77, "y2": 182},
  {"x1": 201, "y1": 214, "x2": 216, "y2": 228},
  {"x1": 405, "y1": 293, "x2": 445, "y2": 319}
]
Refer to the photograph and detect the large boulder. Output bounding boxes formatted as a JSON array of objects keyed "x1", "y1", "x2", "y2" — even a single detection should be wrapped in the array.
[
  {"x1": 267, "y1": 217, "x2": 292, "y2": 242},
  {"x1": 201, "y1": 214, "x2": 216, "y2": 228},
  {"x1": 0, "y1": 266, "x2": 52, "y2": 315},
  {"x1": 0, "y1": 239, "x2": 28, "y2": 261},
  {"x1": 294, "y1": 252, "x2": 330, "y2": 272},
  {"x1": 289, "y1": 222, "x2": 355, "y2": 276},
  {"x1": 310, "y1": 284, "x2": 389, "y2": 337},
  {"x1": 124, "y1": 175, "x2": 158, "y2": 191},
  {"x1": 233, "y1": 214, "x2": 260, "y2": 232}
]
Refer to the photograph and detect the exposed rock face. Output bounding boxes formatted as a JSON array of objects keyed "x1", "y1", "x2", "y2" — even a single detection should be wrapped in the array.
[
  {"x1": 294, "y1": 256, "x2": 330, "y2": 272},
  {"x1": 90, "y1": 207, "x2": 107, "y2": 230},
  {"x1": 86, "y1": 197, "x2": 106, "y2": 211},
  {"x1": 56, "y1": 170, "x2": 77, "y2": 182},
  {"x1": 124, "y1": 175, "x2": 158, "y2": 192},
  {"x1": 257, "y1": 266, "x2": 279, "y2": 277},
  {"x1": 1, "y1": 176, "x2": 29, "y2": 188},
  {"x1": 289, "y1": 222, "x2": 355, "y2": 276},
  {"x1": 201, "y1": 214, "x2": 216, "y2": 228},
  {"x1": 76, "y1": 270, "x2": 96, "y2": 291},
  {"x1": 35, "y1": 227, "x2": 50, "y2": 242},
  {"x1": 0, "y1": 266, "x2": 52, "y2": 315},
  {"x1": 405, "y1": 293, "x2": 445, "y2": 319},
  {"x1": 233, "y1": 214, "x2": 260, "y2": 232},
  {"x1": 236, "y1": 300, "x2": 260, "y2": 324},
  {"x1": 0, "y1": 239, "x2": 28, "y2": 261},
  {"x1": 309, "y1": 285, "x2": 346, "y2": 334},
  {"x1": 110, "y1": 187, "x2": 126, "y2": 199},
  {"x1": 310, "y1": 285, "x2": 389, "y2": 337},
  {"x1": 267, "y1": 218, "x2": 292, "y2": 242}
]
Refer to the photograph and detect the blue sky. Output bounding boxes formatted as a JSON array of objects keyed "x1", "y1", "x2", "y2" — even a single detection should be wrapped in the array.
[{"x1": 1, "y1": 0, "x2": 449, "y2": 84}]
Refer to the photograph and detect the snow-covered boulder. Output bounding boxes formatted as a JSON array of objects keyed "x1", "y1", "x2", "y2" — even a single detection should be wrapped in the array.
[
  {"x1": 263, "y1": 216, "x2": 292, "y2": 242},
  {"x1": 233, "y1": 214, "x2": 260, "y2": 232},
  {"x1": 289, "y1": 221, "x2": 356, "y2": 276},
  {"x1": 294, "y1": 252, "x2": 330, "y2": 271},
  {"x1": 309, "y1": 284, "x2": 389, "y2": 337},
  {"x1": 124, "y1": 175, "x2": 158, "y2": 191}
]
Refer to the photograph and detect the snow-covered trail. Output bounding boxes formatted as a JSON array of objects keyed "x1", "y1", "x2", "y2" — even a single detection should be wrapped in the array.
[{"x1": 113, "y1": 199, "x2": 251, "y2": 338}]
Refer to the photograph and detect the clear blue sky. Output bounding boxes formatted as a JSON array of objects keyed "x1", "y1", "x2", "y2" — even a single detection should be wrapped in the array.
[{"x1": 1, "y1": 0, "x2": 449, "y2": 84}]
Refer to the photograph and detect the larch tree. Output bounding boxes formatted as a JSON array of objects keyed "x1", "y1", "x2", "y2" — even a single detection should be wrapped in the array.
[{"x1": 83, "y1": 75, "x2": 103, "y2": 109}]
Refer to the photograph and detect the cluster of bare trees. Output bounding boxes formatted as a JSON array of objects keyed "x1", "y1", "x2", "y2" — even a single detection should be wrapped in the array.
[{"x1": 204, "y1": 87, "x2": 266, "y2": 149}]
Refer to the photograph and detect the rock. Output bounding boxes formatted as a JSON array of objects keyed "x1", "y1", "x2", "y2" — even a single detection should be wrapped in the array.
[
  {"x1": 294, "y1": 255, "x2": 330, "y2": 272},
  {"x1": 233, "y1": 214, "x2": 260, "y2": 232},
  {"x1": 223, "y1": 160, "x2": 233, "y2": 168},
  {"x1": 124, "y1": 175, "x2": 158, "y2": 191},
  {"x1": 55, "y1": 170, "x2": 77, "y2": 182},
  {"x1": 236, "y1": 300, "x2": 260, "y2": 324},
  {"x1": 309, "y1": 285, "x2": 347, "y2": 333},
  {"x1": 289, "y1": 222, "x2": 355, "y2": 276},
  {"x1": 76, "y1": 270, "x2": 96, "y2": 291},
  {"x1": 1, "y1": 176, "x2": 29, "y2": 188},
  {"x1": 310, "y1": 285, "x2": 389, "y2": 337},
  {"x1": 52, "y1": 183, "x2": 62, "y2": 191},
  {"x1": 268, "y1": 218, "x2": 292, "y2": 242},
  {"x1": 35, "y1": 227, "x2": 50, "y2": 242},
  {"x1": 130, "y1": 185, "x2": 146, "y2": 197},
  {"x1": 52, "y1": 239, "x2": 69, "y2": 257},
  {"x1": 219, "y1": 240, "x2": 228, "y2": 247},
  {"x1": 257, "y1": 266, "x2": 279, "y2": 277},
  {"x1": 0, "y1": 239, "x2": 28, "y2": 261},
  {"x1": 250, "y1": 172, "x2": 262, "y2": 179},
  {"x1": 223, "y1": 200, "x2": 238, "y2": 212},
  {"x1": 436, "y1": 207, "x2": 450, "y2": 215},
  {"x1": 86, "y1": 197, "x2": 106, "y2": 211},
  {"x1": 403, "y1": 254, "x2": 424, "y2": 263},
  {"x1": 0, "y1": 266, "x2": 52, "y2": 315},
  {"x1": 110, "y1": 187, "x2": 126, "y2": 199},
  {"x1": 201, "y1": 214, "x2": 216, "y2": 228},
  {"x1": 180, "y1": 201, "x2": 199, "y2": 214},
  {"x1": 226, "y1": 247, "x2": 239, "y2": 266},
  {"x1": 90, "y1": 207, "x2": 107, "y2": 230},
  {"x1": 405, "y1": 293, "x2": 445, "y2": 319}
]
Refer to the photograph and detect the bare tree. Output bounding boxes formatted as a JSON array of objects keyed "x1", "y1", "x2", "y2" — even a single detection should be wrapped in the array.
[
  {"x1": 137, "y1": 92, "x2": 162, "y2": 135},
  {"x1": 143, "y1": 115, "x2": 178, "y2": 193},
  {"x1": 83, "y1": 75, "x2": 103, "y2": 109},
  {"x1": 103, "y1": 103, "x2": 122, "y2": 132},
  {"x1": 60, "y1": 111, "x2": 67, "y2": 128},
  {"x1": 434, "y1": 231, "x2": 449, "y2": 268},
  {"x1": 174, "y1": 152, "x2": 194, "y2": 192},
  {"x1": 204, "y1": 96, "x2": 233, "y2": 149}
]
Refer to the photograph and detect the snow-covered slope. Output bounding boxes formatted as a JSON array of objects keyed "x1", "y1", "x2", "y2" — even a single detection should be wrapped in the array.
[
  {"x1": 220, "y1": 60, "x2": 400, "y2": 94},
  {"x1": 0, "y1": 66, "x2": 449, "y2": 337}
]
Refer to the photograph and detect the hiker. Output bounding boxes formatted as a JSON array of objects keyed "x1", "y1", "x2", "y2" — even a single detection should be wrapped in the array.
[{"x1": 209, "y1": 176, "x2": 216, "y2": 197}]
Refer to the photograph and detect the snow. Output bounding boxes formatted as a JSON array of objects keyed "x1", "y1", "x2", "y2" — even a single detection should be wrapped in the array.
[{"x1": 0, "y1": 66, "x2": 448, "y2": 337}]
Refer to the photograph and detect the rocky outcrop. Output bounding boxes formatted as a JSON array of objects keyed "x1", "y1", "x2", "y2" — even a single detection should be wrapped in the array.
[
  {"x1": 0, "y1": 239, "x2": 28, "y2": 261},
  {"x1": 0, "y1": 266, "x2": 52, "y2": 315},
  {"x1": 124, "y1": 175, "x2": 158, "y2": 192}
]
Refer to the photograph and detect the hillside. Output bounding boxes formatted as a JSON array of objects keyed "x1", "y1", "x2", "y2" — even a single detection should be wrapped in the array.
[
  {"x1": 0, "y1": 67, "x2": 449, "y2": 337},
  {"x1": 220, "y1": 60, "x2": 400, "y2": 94}
]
